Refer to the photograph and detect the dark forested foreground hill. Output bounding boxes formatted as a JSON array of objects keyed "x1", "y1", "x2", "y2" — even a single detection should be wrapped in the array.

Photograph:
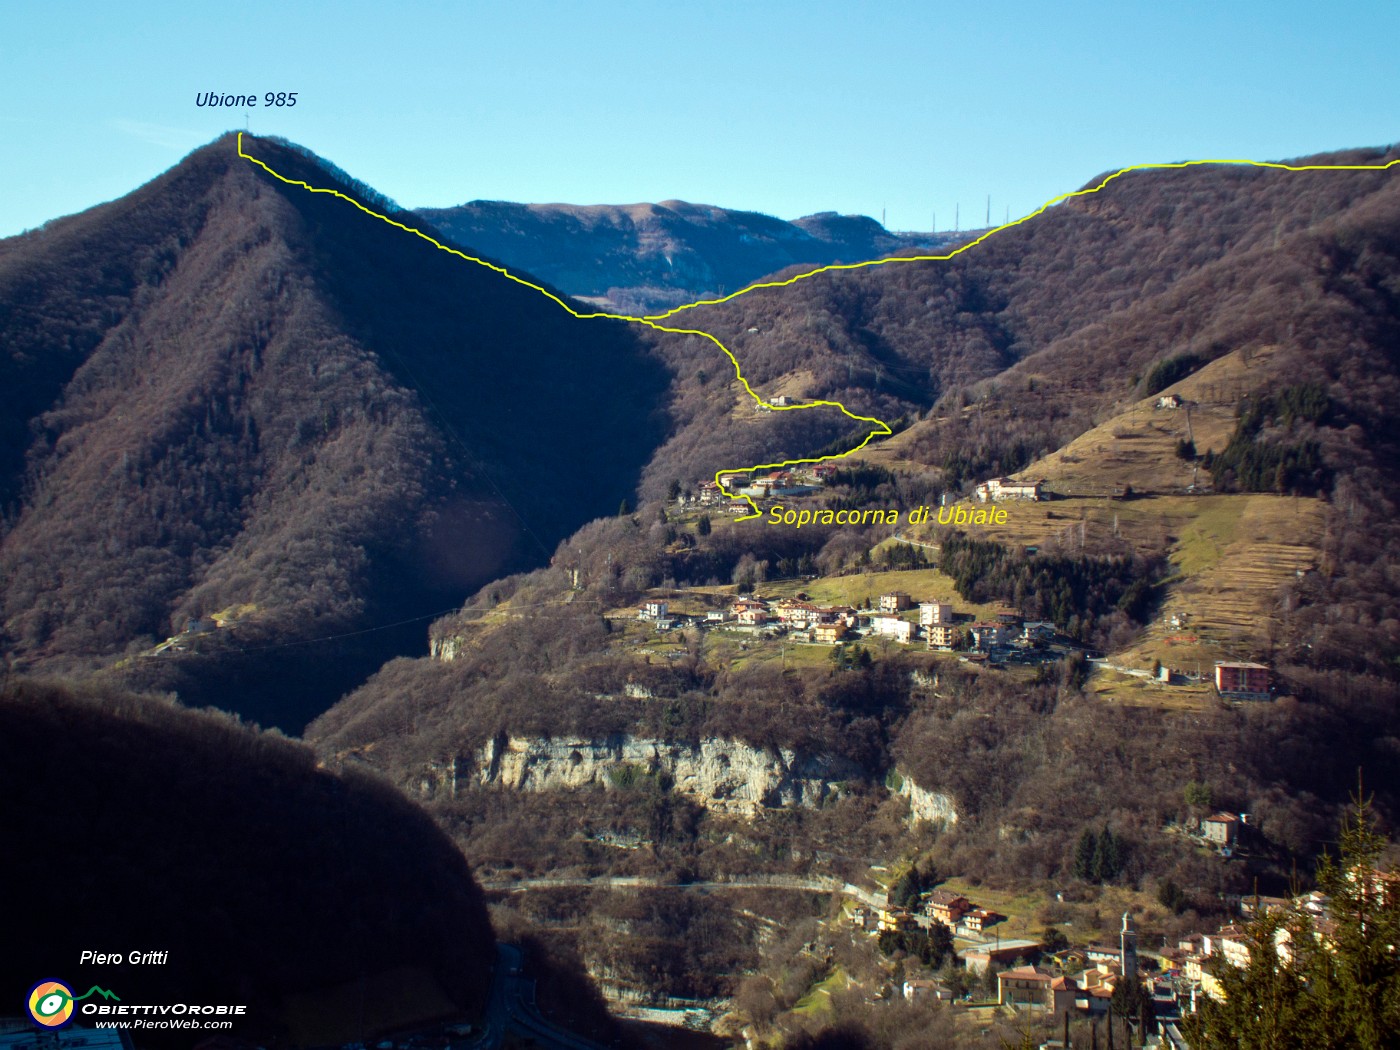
[
  {"x1": 0, "y1": 678, "x2": 495, "y2": 1047},
  {"x1": 414, "y1": 197, "x2": 960, "y2": 314},
  {"x1": 0, "y1": 134, "x2": 672, "y2": 730}
]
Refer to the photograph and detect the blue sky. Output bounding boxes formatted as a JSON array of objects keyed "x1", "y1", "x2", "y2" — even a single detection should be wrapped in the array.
[{"x1": 1, "y1": 0, "x2": 1396, "y2": 237}]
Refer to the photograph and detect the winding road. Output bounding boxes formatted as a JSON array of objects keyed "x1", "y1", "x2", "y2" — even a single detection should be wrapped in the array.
[{"x1": 466, "y1": 943, "x2": 617, "y2": 1050}]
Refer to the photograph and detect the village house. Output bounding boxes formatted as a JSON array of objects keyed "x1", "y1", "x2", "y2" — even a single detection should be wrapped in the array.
[
  {"x1": 869, "y1": 614, "x2": 915, "y2": 644},
  {"x1": 1084, "y1": 943, "x2": 1122, "y2": 969},
  {"x1": 961, "y1": 944, "x2": 1033, "y2": 976},
  {"x1": 814, "y1": 622, "x2": 847, "y2": 645},
  {"x1": 1214, "y1": 661, "x2": 1271, "y2": 699},
  {"x1": 704, "y1": 608, "x2": 732, "y2": 624},
  {"x1": 1020, "y1": 621, "x2": 1057, "y2": 644},
  {"x1": 997, "y1": 966, "x2": 1076, "y2": 1013},
  {"x1": 903, "y1": 979, "x2": 954, "y2": 1002},
  {"x1": 1201, "y1": 812, "x2": 1241, "y2": 847},
  {"x1": 771, "y1": 598, "x2": 819, "y2": 626},
  {"x1": 918, "y1": 601, "x2": 953, "y2": 626},
  {"x1": 695, "y1": 480, "x2": 724, "y2": 505},
  {"x1": 1156, "y1": 394, "x2": 1184, "y2": 409},
  {"x1": 958, "y1": 907, "x2": 1003, "y2": 935},
  {"x1": 1298, "y1": 890, "x2": 1330, "y2": 916},
  {"x1": 924, "y1": 889, "x2": 971, "y2": 926},
  {"x1": 879, "y1": 592, "x2": 913, "y2": 612},
  {"x1": 730, "y1": 598, "x2": 770, "y2": 626},
  {"x1": 1066, "y1": 969, "x2": 1118, "y2": 1017},
  {"x1": 1177, "y1": 933, "x2": 1205, "y2": 955},
  {"x1": 1048, "y1": 948, "x2": 1089, "y2": 973},
  {"x1": 1195, "y1": 923, "x2": 1261, "y2": 1001},
  {"x1": 927, "y1": 624, "x2": 957, "y2": 650},
  {"x1": 877, "y1": 906, "x2": 919, "y2": 933},
  {"x1": 638, "y1": 599, "x2": 668, "y2": 621},
  {"x1": 726, "y1": 499, "x2": 751, "y2": 515},
  {"x1": 813, "y1": 463, "x2": 839, "y2": 483},
  {"x1": 974, "y1": 476, "x2": 1045, "y2": 502},
  {"x1": 968, "y1": 621, "x2": 1011, "y2": 651}
]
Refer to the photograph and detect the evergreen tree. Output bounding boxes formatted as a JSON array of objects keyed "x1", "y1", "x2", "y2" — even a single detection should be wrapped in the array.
[
  {"x1": 1182, "y1": 911, "x2": 1314, "y2": 1049},
  {"x1": 1109, "y1": 973, "x2": 1151, "y2": 1024},
  {"x1": 890, "y1": 870, "x2": 919, "y2": 909},
  {"x1": 1091, "y1": 825, "x2": 1122, "y2": 882},
  {"x1": 1158, "y1": 878, "x2": 1188, "y2": 914},
  {"x1": 1184, "y1": 791, "x2": 1400, "y2": 1048},
  {"x1": 1306, "y1": 792, "x2": 1400, "y2": 1046},
  {"x1": 1073, "y1": 828, "x2": 1098, "y2": 881},
  {"x1": 696, "y1": 514, "x2": 711, "y2": 536},
  {"x1": 1184, "y1": 780, "x2": 1213, "y2": 809}
]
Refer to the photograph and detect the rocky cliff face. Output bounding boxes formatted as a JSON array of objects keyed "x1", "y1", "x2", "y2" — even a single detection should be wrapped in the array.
[
  {"x1": 418, "y1": 734, "x2": 958, "y2": 823},
  {"x1": 896, "y1": 771, "x2": 960, "y2": 825}
]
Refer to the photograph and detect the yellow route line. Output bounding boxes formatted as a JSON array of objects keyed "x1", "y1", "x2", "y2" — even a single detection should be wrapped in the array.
[
  {"x1": 236, "y1": 134, "x2": 1398, "y2": 520},
  {"x1": 639, "y1": 155, "x2": 1400, "y2": 321}
]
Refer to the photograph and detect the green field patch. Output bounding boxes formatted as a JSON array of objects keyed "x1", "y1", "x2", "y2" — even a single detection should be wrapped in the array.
[{"x1": 793, "y1": 966, "x2": 848, "y2": 1016}]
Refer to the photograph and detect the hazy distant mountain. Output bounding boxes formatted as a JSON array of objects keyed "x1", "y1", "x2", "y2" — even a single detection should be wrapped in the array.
[
  {"x1": 0, "y1": 134, "x2": 671, "y2": 729},
  {"x1": 415, "y1": 198, "x2": 960, "y2": 313}
]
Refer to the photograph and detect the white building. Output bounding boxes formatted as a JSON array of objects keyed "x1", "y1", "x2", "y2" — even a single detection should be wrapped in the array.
[
  {"x1": 919, "y1": 601, "x2": 953, "y2": 626},
  {"x1": 974, "y1": 476, "x2": 1044, "y2": 502},
  {"x1": 869, "y1": 615, "x2": 915, "y2": 643}
]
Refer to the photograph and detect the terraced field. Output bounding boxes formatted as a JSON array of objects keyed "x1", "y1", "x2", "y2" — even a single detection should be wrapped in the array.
[{"x1": 1118, "y1": 494, "x2": 1324, "y2": 680}]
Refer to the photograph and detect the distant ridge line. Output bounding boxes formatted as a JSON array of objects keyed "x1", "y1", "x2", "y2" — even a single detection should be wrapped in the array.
[{"x1": 235, "y1": 134, "x2": 1398, "y2": 520}]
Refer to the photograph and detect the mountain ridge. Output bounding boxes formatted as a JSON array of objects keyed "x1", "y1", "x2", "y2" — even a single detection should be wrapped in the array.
[
  {"x1": 415, "y1": 196, "x2": 964, "y2": 314},
  {"x1": 0, "y1": 133, "x2": 673, "y2": 729}
]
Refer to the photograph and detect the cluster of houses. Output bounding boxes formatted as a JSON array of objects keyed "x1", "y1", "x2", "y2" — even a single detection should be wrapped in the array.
[
  {"x1": 688, "y1": 463, "x2": 841, "y2": 513},
  {"x1": 1163, "y1": 872, "x2": 1397, "y2": 1011},
  {"x1": 638, "y1": 590, "x2": 1059, "y2": 655},
  {"x1": 852, "y1": 869, "x2": 1400, "y2": 1036},
  {"x1": 682, "y1": 460, "x2": 1055, "y2": 521},
  {"x1": 689, "y1": 465, "x2": 1049, "y2": 516},
  {"x1": 970, "y1": 868, "x2": 1398, "y2": 1030},
  {"x1": 990, "y1": 913, "x2": 1146, "y2": 1020},
  {"x1": 851, "y1": 888, "x2": 1005, "y2": 941},
  {"x1": 857, "y1": 888, "x2": 1160, "y2": 1024}
]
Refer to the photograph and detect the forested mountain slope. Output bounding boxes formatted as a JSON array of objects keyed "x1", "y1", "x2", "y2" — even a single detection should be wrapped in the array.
[
  {"x1": 312, "y1": 145, "x2": 1400, "y2": 876},
  {"x1": 0, "y1": 134, "x2": 671, "y2": 729}
]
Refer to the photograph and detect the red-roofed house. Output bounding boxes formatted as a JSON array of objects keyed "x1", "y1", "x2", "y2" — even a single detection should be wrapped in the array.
[
  {"x1": 997, "y1": 967, "x2": 1077, "y2": 1014},
  {"x1": 924, "y1": 889, "x2": 971, "y2": 926}
]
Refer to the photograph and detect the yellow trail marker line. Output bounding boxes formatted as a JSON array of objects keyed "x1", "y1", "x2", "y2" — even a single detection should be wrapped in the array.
[{"x1": 236, "y1": 134, "x2": 1399, "y2": 521}]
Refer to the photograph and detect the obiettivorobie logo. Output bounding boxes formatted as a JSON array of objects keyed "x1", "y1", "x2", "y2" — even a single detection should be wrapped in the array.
[
  {"x1": 25, "y1": 978, "x2": 246, "y2": 1031},
  {"x1": 27, "y1": 980, "x2": 120, "y2": 1029}
]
